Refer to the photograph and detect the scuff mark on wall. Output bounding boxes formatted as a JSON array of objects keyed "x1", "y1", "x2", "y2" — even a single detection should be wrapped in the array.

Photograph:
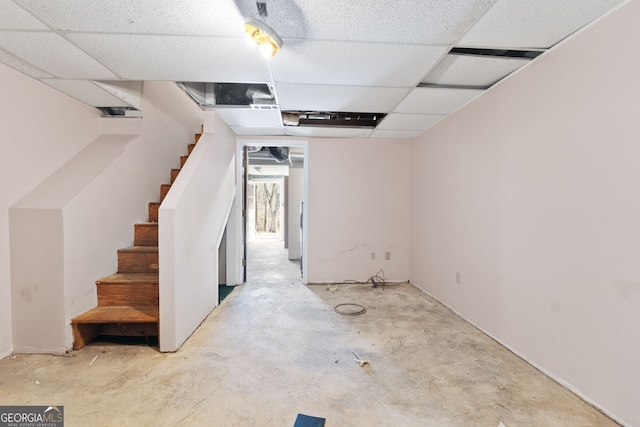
[
  {"x1": 614, "y1": 278, "x2": 640, "y2": 300},
  {"x1": 317, "y1": 244, "x2": 370, "y2": 263}
]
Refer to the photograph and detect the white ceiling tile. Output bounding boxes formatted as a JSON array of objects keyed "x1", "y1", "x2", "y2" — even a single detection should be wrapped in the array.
[
  {"x1": 422, "y1": 54, "x2": 530, "y2": 87},
  {"x1": 459, "y1": 0, "x2": 626, "y2": 49},
  {"x1": 0, "y1": 0, "x2": 622, "y2": 139},
  {"x1": 42, "y1": 79, "x2": 133, "y2": 107},
  {"x1": 271, "y1": 40, "x2": 447, "y2": 87},
  {"x1": 214, "y1": 107, "x2": 282, "y2": 128},
  {"x1": 369, "y1": 129, "x2": 423, "y2": 139},
  {"x1": 276, "y1": 84, "x2": 409, "y2": 113},
  {"x1": 284, "y1": 127, "x2": 372, "y2": 138},
  {"x1": 0, "y1": 32, "x2": 117, "y2": 79},
  {"x1": 377, "y1": 113, "x2": 445, "y2": 131},
  {"x1": 0, "y1": 0, "x2": 48, "y2": 30},
  {"x1": 66, "y1": 34, "x2": 271, "y2": 82},
  {"x1": 249, "y1": 0, "x2": 495, "y2": 44},
  {"x1": 394, "y1": 87, "x2": 484, "y2": 115},
  {"x1": 0, "y1": 48, "x2": 51, "y2": 78},
  {"x1": 15, "y1": 0, "x2": 244, "y2": 36},
  {"x1": 231, "y1": 126, "x2": 285, "y2": 136}
]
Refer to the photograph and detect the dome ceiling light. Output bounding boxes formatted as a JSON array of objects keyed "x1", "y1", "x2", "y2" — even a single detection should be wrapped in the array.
[{"x1": 244, "y1": 17, "x2": 283, "y2": 58}]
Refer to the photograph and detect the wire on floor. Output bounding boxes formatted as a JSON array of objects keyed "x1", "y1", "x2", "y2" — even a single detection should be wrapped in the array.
[
  {"x1": 332, "y1": 269, "x2": 401, "y2": 289},
  {"x1": 334, "y1": 303, "x2": 367, "y2": 316}
]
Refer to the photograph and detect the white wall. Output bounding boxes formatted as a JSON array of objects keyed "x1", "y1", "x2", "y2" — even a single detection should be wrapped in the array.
[
  {"x1": 139, "y1": 82, "x2": 204, "y2": 202},
  {"x1": 10, "y1": 135, "x2": 139, "y2": 352},
  {"x1": 9, "y1": 209, "x2": 66, "y2": 353},
  {"x1": 410, "y1": 2, "x2": 640, "y2": 425},
  {"x1": 61, "y1": 133, "x2": 148, "y2": 346},
  {"x1": 0, "y1": 63, "x2": 101, "y2": 357},
  {"x1": 308, "y1": 138, "x2": 411, "y2": 283},
  {"x1": 159, "y1": 111, "x2": 236, "y2": 352}
]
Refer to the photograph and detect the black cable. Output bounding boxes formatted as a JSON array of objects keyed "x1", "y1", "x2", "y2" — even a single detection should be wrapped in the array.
[{"x1": 329, "y1": 269, "x2": 401, "y2": 289}]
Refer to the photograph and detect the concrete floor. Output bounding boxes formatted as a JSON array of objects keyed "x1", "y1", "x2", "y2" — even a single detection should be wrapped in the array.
[{"x1": 0, "y1": 235, "x2": 617, "y2": 426}]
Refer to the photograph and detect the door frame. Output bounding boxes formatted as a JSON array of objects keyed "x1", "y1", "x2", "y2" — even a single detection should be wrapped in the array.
[{"x1": 232, "y1": 139, "x2": 309, "y2": 284}]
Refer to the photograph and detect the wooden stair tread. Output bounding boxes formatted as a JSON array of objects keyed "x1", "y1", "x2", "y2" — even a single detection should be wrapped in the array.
[
  {"x1": 72, "y1": 306, "x2": 158, "y2": 324},
  {"x1": 96, "y1": 273, "x2": 159, "y2": 285},
  {"x1": 136, "y1": 222, "x2": 158, "y2": 227}
]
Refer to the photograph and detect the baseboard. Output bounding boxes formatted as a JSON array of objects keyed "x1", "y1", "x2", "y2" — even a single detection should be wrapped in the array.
[
  {"x1": 307, "y1": 279, "x2": 409, "y2": 285},
  {"x1": 0, "y1": 347, "x2": 12, "y2": 360}
]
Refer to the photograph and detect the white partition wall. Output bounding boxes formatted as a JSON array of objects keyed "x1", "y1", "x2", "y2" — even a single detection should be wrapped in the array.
[
  {"x1": 287, "y1": 166, "x2": 304, "y2": 260},
  {"x1": 159, "y1": 112, "x2": 236, "y2": 352}
]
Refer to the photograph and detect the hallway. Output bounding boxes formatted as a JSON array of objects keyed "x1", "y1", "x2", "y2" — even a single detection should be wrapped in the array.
[{"x1": 0, "y1": 238, "x2": 617, "y2": 426}]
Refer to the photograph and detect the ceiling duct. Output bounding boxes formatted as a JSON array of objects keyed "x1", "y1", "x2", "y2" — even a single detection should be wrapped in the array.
[
  {"x1": 267, "y1": 146, "x2": 289, "y2": 163},
  {"x1": 214, "y1": 83, "x2": 275, "y2": 106},
  {"x1": 177, "y1": 82, "x2": 275, "y2": 107},
  {"x1": 281, "y1": 111, "x2": 385, "y2": 128},
  {"x1": 248, "y1": 146, "x2": 304, "y2": 167},
  {"x1": 247, "y1": 147, "x2": 290, "y2": 164}
]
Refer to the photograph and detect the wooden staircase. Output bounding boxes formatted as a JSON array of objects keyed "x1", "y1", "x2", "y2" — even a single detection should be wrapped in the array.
[{"x1": 71, "y1": 132, "x2": 202, "y2": 350}]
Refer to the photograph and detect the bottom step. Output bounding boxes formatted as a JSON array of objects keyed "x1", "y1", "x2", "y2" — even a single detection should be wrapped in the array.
[{"x1": 71, "y1": 306, "x2": 158, "y2": 350}]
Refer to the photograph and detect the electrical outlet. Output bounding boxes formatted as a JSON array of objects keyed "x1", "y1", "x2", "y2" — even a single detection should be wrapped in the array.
[
  {"x1": 370, "y1": 252, "x2": 376, "y2": 261},
  {"x1": 385, "y1": 252, "x2": 391, "y2": 260},
  {"x1": 456, "y1": 272, "x2": 461, "y2": 284}
]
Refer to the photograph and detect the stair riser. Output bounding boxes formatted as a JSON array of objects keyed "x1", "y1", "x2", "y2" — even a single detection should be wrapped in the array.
[
  {"x1": 160, "y1": 184, "x2": 171, "y2": 202},
  {"x1": 101, "y1": 323, "x2": 158, "y2": 337},
  {"x1": 118, "y1": 252, "x2": 159, "y2": 273},
  {"x1": 134, "y1": 224, "x2": 158, "y2": 246},
  {"x1": 148, "y1": 203, "x2": 159, "y2": 222},
  {"x1": 97, "y1": 284, "x2": 158, "y2": 306},
  {"x1": 171, "y1": 169, "x2": 180, "y2": 183},
  {"x1": 188, "y1": 144, "x2": 195, "y2": 154},
  {"x1": 72, "y1": 324, "x2": 100, "y2": 350},
  {"x1": 180, "y1": 156, "x2": 189, "y2": 168}
]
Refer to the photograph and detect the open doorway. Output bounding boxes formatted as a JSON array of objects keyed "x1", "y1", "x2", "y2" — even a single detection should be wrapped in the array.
[{"x1": 235, "y1": 142, "x2": 308, "y2": 284}]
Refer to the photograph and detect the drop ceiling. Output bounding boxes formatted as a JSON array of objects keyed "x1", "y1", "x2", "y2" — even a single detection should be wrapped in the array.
[{"x1": 0, "y1": 0, "x2": 627, "y2": 138}]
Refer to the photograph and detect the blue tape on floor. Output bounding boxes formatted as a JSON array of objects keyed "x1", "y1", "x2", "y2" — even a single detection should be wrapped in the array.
[{"x1": 293, "y1": 413, "x2": 326, "y2": 427}]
